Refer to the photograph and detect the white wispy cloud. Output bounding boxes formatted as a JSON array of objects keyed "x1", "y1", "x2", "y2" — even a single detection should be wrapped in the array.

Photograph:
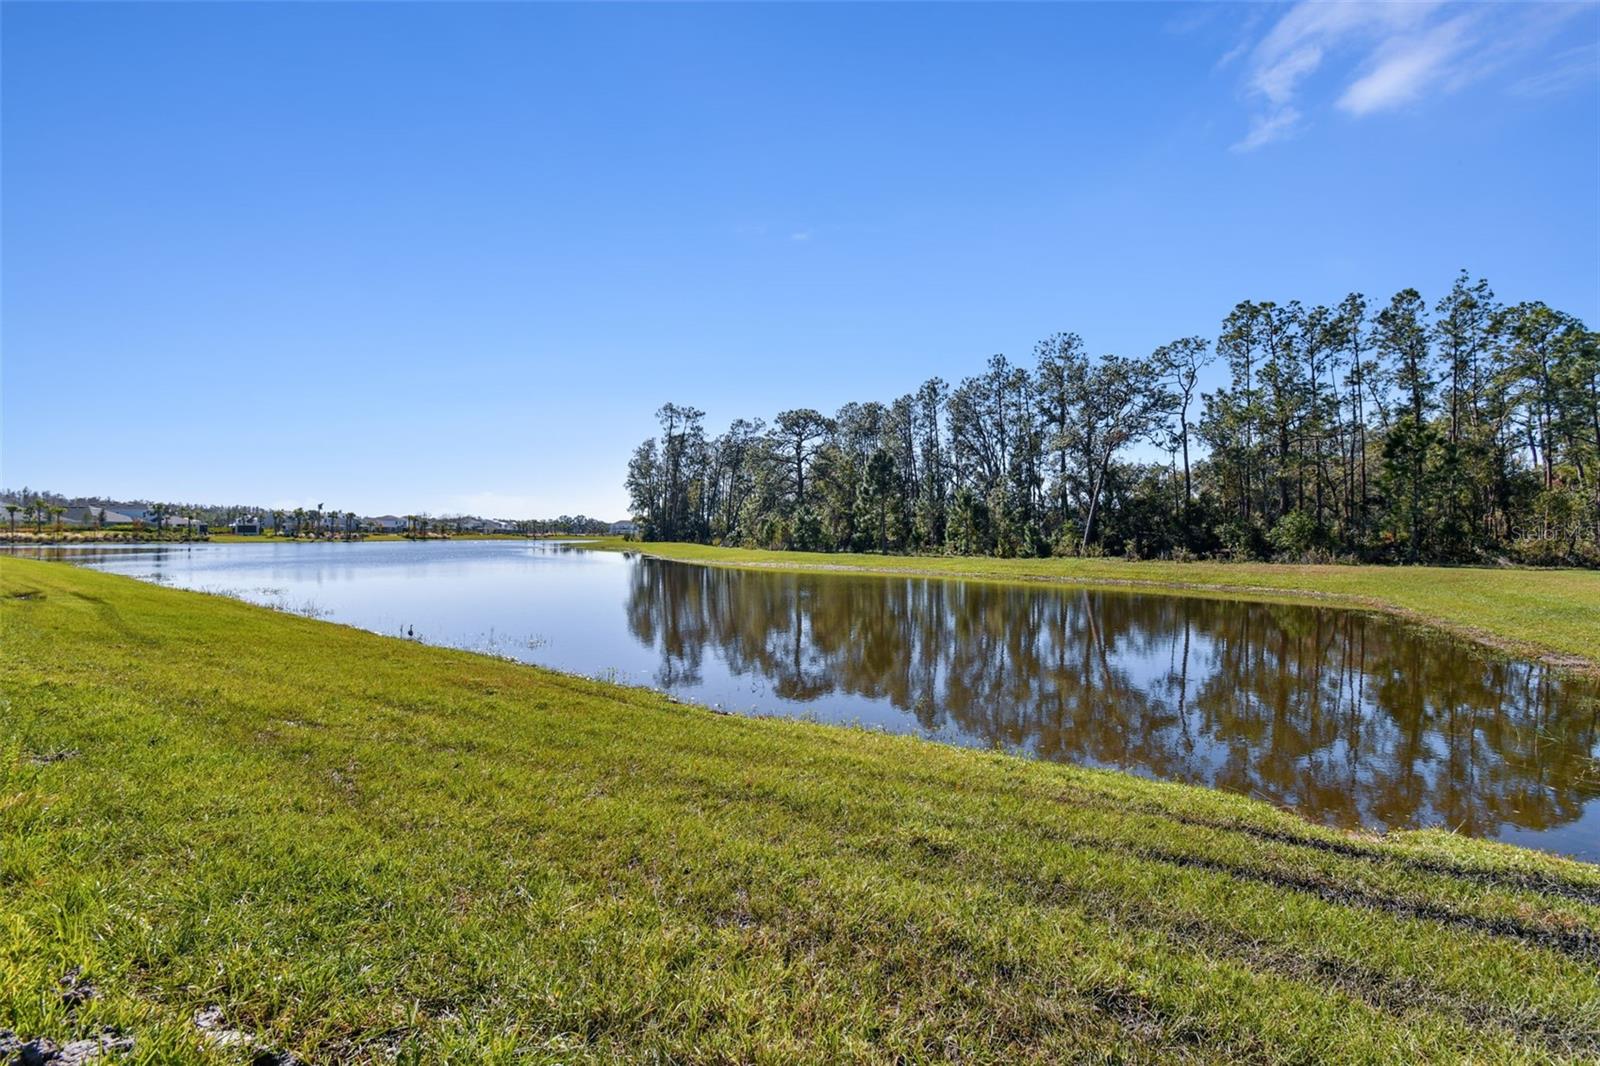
[
  {"x1": 1229, "y1": 1, "x2": 1596, "y2": 150},
  {"x1": 1235, "y1": 106, "x2": 1303, "y2": 152},
  {"x1": 1214, "y1": 36, "x2": 1253, "y2": 72},
  {"x1": 1509, "y1": 42, "x2": 1600, "y2": 97},
  {"x1": 1337, "y1": 13, "x2": 1476, "y2": 116}
]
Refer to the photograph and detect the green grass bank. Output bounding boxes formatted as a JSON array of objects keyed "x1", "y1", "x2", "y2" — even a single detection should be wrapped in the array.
[
  {"x1": 3, "y1": 557, "x2": 1599, "y2": 1063},
  {"x1": 589, "y1": 539, "x2": 1600, "y2": 678}
]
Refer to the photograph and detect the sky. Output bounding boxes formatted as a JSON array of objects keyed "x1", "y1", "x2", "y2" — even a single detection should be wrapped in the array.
[{"x1": 3, "y1": 2, "x2": 1597, "y2": 520}]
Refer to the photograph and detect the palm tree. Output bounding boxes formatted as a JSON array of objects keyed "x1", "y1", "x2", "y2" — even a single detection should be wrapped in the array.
[
  {"x1": 271, "y1": 510, "x2": 283, "y2": 537},
  {"x1": 5, "y1": 503, "x2": 18, "y2": 535},
  {"x1": 31, "y1": 498, "x2": 46, "y2": 534},
  {"x1": 49, "y1": 505, "x2": 65, "y2": 535}
]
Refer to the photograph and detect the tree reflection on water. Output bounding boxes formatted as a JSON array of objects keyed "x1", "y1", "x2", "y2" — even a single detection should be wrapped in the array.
[{"x1": 626, "y1": 558, "x2": 1600, "y2": 840}]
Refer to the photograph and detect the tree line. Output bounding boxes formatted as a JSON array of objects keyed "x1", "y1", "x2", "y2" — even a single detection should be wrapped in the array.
[
  {"x1": 625, "y1": 273, "x2": 1599, "y2": 564},
  {"x1": 0, "y1": 487, "x2": 617, "y2": 539}
]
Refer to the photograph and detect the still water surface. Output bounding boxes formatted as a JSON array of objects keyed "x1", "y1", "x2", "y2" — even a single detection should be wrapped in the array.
[{"x1": 18, "y1": 539, "x2": 1600, "y2": 860}]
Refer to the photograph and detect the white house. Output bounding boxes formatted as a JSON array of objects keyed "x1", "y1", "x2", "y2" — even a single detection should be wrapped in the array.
[
  {"x1": 369, "y1": 515, "x2": 407, "y2": 532},
  {"x1": 609, "y1": 520, "x2": 639, "y2": 536},
  {"x1": 64, "y1": 506, "x2": 139, "y2": 527}
]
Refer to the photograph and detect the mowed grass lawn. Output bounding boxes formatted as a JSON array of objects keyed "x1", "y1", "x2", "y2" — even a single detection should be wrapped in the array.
[
  {"x1": 593, "y1": 539, "x2": 1600, "y2": 676},
  {"x1": 3, "y1": 557, "x2": 1599, "y2": 1063}
]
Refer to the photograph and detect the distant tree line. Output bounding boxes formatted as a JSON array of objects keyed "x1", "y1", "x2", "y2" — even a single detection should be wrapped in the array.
[
  {"x1": 625, "y1": 273, "x2": 1599, "y2": 564},
  {"x1": 523, "y1": 516, "x2": 613, "y2": 535},
  {"x1": 0, "y1": 488, "x2": 617, "y2": 539}
]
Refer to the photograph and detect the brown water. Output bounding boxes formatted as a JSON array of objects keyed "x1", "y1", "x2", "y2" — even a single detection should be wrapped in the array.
[{"x1": 17, "y1": 540, "x2": 1600, "y2": 860}]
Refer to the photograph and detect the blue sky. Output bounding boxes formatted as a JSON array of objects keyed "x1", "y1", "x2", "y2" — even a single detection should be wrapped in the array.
[{"x1": 4, "y1": 2, "x2": 1596, "y2": 519}]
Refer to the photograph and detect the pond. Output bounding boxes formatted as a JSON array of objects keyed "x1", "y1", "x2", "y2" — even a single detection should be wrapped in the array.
[{"x1": 13, "y1": 539, "x2": 1600, "y2": 860}]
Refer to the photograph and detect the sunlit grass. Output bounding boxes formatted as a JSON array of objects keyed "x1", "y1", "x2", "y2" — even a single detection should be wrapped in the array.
[{"x1": 2, "y1": 556, "x2": 1597, "y2": 1062}]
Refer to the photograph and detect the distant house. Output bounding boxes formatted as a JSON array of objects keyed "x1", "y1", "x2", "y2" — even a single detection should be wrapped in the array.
[
  {"x1": 369, "y1": 515, "x2": 407, "y2": 532},
  {"x1": 64, "y1": 506, "x2": 139, "y2": 527},
  {"x1": 609, "y1": 520, "x2": 639, "y2": 536},
  {"x1": 481, "y1": 519, "x2": 512, "y2": 533},
  {"x1": 231, "y1": 516, "x2": 264, "y2": 535}
]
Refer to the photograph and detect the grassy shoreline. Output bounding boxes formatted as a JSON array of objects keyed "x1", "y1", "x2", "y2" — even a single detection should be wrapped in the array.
[
  {"x1": 589, "y1": 539, "x2": 1600, "y2": 679},
  {"x1": 2, "y1": 556, "x2": 1599, "y2": 1062}
]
